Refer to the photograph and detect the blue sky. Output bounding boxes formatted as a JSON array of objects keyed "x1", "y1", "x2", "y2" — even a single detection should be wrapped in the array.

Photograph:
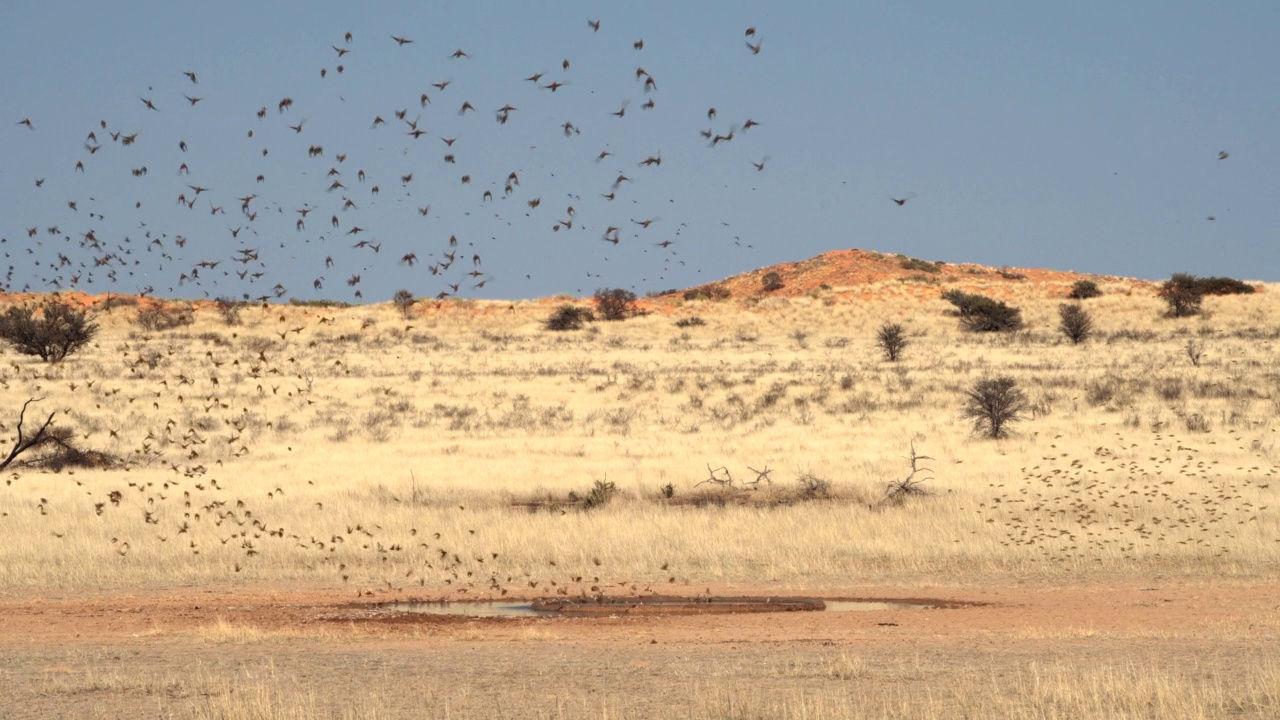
[{"x1": 2, "y1": 1, "x2": 1276, "y2": 302}]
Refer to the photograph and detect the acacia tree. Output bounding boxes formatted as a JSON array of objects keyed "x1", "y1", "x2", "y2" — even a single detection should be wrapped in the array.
[
  {"x1": 593, "y1": 288, "x2": 638, "y2": 321},
  {"x1": 962, "y1": 376, "x2": 1028, "y2": 439},
  {"x1": 1158, "y1": 274, "x2": 1204, "y2": 318},
  {"x1": 0, "y1": 297, "x2": 99, "y2": 362}
]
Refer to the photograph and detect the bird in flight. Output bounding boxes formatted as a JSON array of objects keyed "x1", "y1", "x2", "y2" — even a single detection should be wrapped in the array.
[
  {"x1": 588, "y1": 19, "x2": 601, "y2": 32},
  {"x1": 1218, "y1": 151, "x2": 1230, "y2": 160},
  {"x1": 392, "y1": 35, "x2": 414, "y2": 46},
  {"x1": 892, "y1": 197, "x2": 908, "y2": 206}
]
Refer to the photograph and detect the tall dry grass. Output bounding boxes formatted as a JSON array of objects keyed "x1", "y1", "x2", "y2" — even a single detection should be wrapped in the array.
[
  {"x1": 0, "y1": 281, "x2": 1277, "y2": 592},
  {"x1": 5, "y1": 644, "x2": 1277, "y2": 719}
]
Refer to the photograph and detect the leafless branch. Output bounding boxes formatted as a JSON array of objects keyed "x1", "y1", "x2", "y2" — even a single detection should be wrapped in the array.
[{"x1": 0, "y1": 398, "x2": 56, "y2": 472}]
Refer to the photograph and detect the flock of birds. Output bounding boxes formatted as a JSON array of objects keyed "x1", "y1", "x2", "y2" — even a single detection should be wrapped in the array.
[
  {"x1": 5, "y1": 18, "x2": 795, "y2": 302},
  {"x1": 3, "y1": 326, "x2": 696, "y2": 598},
  {"x1": 976, "y1": 429, "x2": 1274, "y2": 563}
]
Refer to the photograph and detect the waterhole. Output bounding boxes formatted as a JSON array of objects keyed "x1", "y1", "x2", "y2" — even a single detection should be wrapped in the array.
[{"x1": 381, "y1": 596, "x2": 945, "y2": 618}]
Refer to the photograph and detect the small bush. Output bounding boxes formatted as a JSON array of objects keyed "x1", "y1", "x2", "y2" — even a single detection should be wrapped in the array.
[
  {"x1": 593, "y1": 288, "x2": 638, "y2": 321},
  {"x1": 577, "y1": 479, "x2": 617, "y2": 510},
  {"x1": 962, "y1": 376, "x2": 1028, "y2": 439},
  {"x1": 101, "y1": 295, "x2": 139, "y2": 310},
  {"x1": 899, "y1": 257, "x2": 941, "y2": 274},
  {"x1": 214, "y1": 297, "x2": 244, "y2": 326},
  {"x1": 1158, "y1": 274, "x2": 1204, "y2": 318},
  {"x1": 1185, "y1": 338, "x2": 1204, "y2": 367},
  {"x1": 1068, "y1": 280, "x2": 1102, "y2": 300},
  {"x1": 135, "y1": 304, "x2": 194, "y2": 331},
  {"x1": 0, "y1": 297, "x2": 99, "y2": 363},
  {"x1": 1058, "y1": 303, "x2": 1093, "y2": 344},
  {"x1": 288, "y1": 298, "x2": 353, "y2": 308},
  {"x1": 761, "y1": 271, "x2": 784, "y2": 292},
  {"x1": 683, "y1": 284, "x2": 731, "y2": 301},
  {"x1": 1194, "y1": 276, "x2": 1255, "y2": 296},
  {"x1": 875, "y1": 322, "x2": 908, "y2": 361},
  {"x1": 393, "y1": 289, "x2": 415, "y2": 318},
  {"x1": 675, "y1": 316, "x2": 706, "y2": 328},
  {"x1": 941, "y1": 290, "x2": 1023, "y2": 332},
  {"x1": 545, "y1": 304, "x2": 594, "y2": 331}
]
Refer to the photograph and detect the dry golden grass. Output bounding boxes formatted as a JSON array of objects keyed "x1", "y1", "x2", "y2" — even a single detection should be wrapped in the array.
[
  {"x1": 0, "y1": 279, "x2": 1277, "y2": 594},
  {"x1": 5, "y1": 643, "x2": 1277, "y2": 719}
]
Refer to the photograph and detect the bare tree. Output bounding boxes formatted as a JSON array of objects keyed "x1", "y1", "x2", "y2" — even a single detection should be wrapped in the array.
[{"x1": 0, "y1": 398, "x2": 55, "y2": 471}]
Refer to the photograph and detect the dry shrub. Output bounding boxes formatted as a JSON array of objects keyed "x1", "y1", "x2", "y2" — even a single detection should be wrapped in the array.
[
  {"x1": 135, "y1": 304, "x2": 194, "y2": 331},
  {"x1": 0, "y1": 297, "x2": 99, "y2": 363}
]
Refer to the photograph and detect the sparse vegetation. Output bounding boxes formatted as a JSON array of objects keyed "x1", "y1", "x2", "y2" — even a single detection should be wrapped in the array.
[
  {"x1": 898, "y1": 256, "x2": 942, "y2": 274},
  {"x1": 761, "y1": 271, "x2": 784, "y2": 292},
  {"x1": 134, "y1": 304, "x2": 194, "y2": 331},
  {"x1": 674, "y1": 316, "x2": 706, "y2": 328},
  {"x1": 962, "y1": 376, "x2": 1028, "y2": 438},
  {"x1": 1057, "y1": 303, "x2": 1093, "y2": 344},
  {"x1": 288, "y1": 298, "x2": 353, "y2": 308},
  {"x1": 213, "y1": 296, "x2": 244, "y2": 326},
  {"x1": 881, "y1": 444, "x2": 934, "y2": 504},
  {"x1": 0, "y1": 297, "x2": 99, "y2": 362},
  {"x1": 1185, "y1": 338, "x2": 1204, "y2": 367},
  {"x1": 683, "y1": 284, "x2": 731, "y2": 301}
]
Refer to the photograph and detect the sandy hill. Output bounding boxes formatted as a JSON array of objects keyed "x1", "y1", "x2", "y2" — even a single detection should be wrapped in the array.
[
  {"x1": 666, "y1": 248, "x2": 1156, "y2": 303},
  {"x1": 0, "y1": 249, "x2": 1177, "y2": 310}
]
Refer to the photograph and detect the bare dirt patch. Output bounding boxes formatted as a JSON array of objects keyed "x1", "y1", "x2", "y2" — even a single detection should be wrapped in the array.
[{"x1": 1, "y1": 578, "x2": 1278, "y2": 718}]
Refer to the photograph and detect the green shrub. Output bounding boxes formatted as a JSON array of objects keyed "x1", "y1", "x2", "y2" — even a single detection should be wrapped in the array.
[
  {"x1": 1158, "y1": 274, "x2": 1204, "y2": 318},
  {"x1": 940, "y1": 290, "x2": 1023, "y2": 332},
  {"x1": 1068, "y1": 280, "x2": 1102, "y2": 300},
  {"x1": 1194, "y1": 276, "x2": 1255, "y2": 296}
]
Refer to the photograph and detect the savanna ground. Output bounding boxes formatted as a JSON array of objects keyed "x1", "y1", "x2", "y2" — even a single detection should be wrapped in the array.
[{"x1": 2, "y1": 261, "x2": 1279, "y2": 718}]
